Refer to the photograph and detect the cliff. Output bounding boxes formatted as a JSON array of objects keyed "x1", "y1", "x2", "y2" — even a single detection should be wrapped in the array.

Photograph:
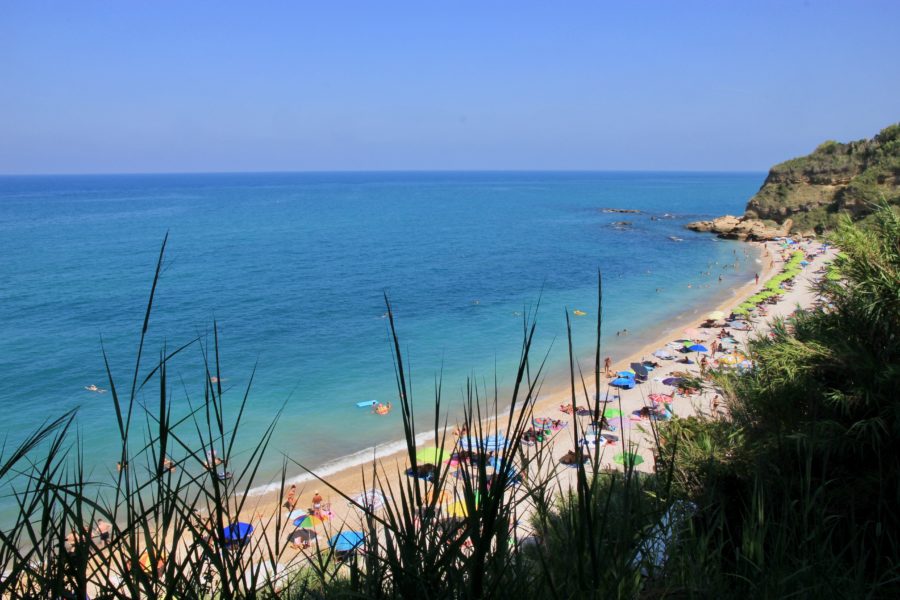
[{"x1": 688, "y1": 123, "x2": 900, "y2": 239}]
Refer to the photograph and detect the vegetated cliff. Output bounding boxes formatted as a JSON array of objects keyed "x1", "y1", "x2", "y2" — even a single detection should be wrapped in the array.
[{"x1": 688, "y1": 123, "x2": 900, "y2": 239}]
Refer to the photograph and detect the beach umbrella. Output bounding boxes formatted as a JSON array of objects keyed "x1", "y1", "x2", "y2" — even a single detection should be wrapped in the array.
[
  {"x1": 222, "y1": 522, "x2": 254, "y2": 545},
  {"x1": 707, "y1": 310, "x2": 726, "y2": 320},
  {"x1": 605, "y1": 416, "x2": 632, "y2": 430},
  {"x1": 602, "y1": 408, "x2": 623, "y2": 419},
  {"x1": 445, "y1": 501, "x2": 470, "y2": 518},
  {"x1": 533, "y1": 417, "x2": 553, "y2": 429},
  {"x1": 138, "y1": 550, "x2": 167, "y2": 573},
  {"x1": 616, "y1": 370, "x2": 635, "y2": 378},
  {"x1": 719, "y1": 353, "x2": 745, "y2": 366},
  {"x1": 416, "y1": 447, "x2": 449, "y2": 464},
  {"x1": 653, "y1": 349, "x2": 675, "y2": 360},
  {"x1": 293, "y1": 513, "x2": 326, "y2": 528},
  {"x1": 329, "y1": 531, "x2": 365, "y2": 553},
  {"x1": 610, "y1": 377, "x2": 636, "y2": 389},
  {"x1": 285, "y1": 509, "x2": 307, "y2": 522},
  {"x1": 687, "y1": 344, "x2": 708, "y2": 353},
  {"x1": 481, "y1": 433, "x2": 508, "y2": 452},
  {"x1": 629, "y1": 362, "x2": 649, "y2": 378},
  {"x1": 350, "y1": 489, "x2": 388, "y2": 511},
  {"x1": 613, "y1": 452, "x2": 645, "y2": 467},
  {"x1": 662, "y1": 377, "x2": 682, "y2": 386}
]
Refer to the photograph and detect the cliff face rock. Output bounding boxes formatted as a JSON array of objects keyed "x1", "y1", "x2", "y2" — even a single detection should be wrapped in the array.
[
  {"x1": 688, "y1": 123, "x2": 900, "y2": 238},
  {"x1": 743, "y1": 124, "x2": 900, "y2": 232},
  {"x1": 687, "y1": 215, "x2": 793, "y2": 241}
]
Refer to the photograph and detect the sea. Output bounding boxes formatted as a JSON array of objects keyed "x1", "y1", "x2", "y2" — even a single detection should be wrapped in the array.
[{"x1": 0, "y1": 171, "x2": 763, "y2": 520}]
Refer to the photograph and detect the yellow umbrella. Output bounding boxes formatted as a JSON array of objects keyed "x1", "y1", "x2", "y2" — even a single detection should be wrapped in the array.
[
  {"x1": 719, "y1": 353, "x2": 746, "y2": 365},
  {"x1": 416, "y1": 447, "x2": 449, "y2": 464},
  {"x1": 708, "y1": 310, "x2": 726, "y2": 321},
  {"x1": 445, "y1": 501, "x2": 469, "y2": 518}
]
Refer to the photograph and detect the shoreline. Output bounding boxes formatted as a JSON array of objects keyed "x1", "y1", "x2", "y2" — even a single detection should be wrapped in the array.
[
  {"x1": 242, "y1": 243, "x2": 768, "y2": 500},
  {"x1": 240, "y1": 241, "x2": 777, "y2": 508}
]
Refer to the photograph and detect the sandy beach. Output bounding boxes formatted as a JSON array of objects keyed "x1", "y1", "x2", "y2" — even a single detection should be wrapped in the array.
[{"x1": 220, "y1": 237, "x2": 834, "y2": 566}]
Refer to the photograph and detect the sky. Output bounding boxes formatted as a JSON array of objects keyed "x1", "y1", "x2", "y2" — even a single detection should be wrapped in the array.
[{"x1": 1, "y1": 0, "x2": 898, "y2": 174}]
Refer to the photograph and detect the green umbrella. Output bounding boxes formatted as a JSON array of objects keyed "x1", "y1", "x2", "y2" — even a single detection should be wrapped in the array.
[
  {"x1": 416, "y1": 447, "x2": 449, "y2": 464},
  {"x1": 613, "y1": 452, "x2": 645, "y2": 467},
  {"x1": 603, "y1": 408, "x2": 623, "y2": 418}
]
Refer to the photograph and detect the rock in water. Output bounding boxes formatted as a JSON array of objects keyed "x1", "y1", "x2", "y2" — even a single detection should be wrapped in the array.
[{"x1": 686, "y1": 215, "x2": 793, "y2": 241}]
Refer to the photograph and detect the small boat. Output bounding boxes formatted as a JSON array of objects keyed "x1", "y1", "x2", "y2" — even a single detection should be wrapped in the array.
[
  {"x1": 373, "y1": 403, "x2": 391, "y2": 415},
  {"x1": 356, "y1": 400, "x2": 378, "y2": 408},
  {"x1": 573, "y1": 309, "x2": 587, "y2": 316},
  {"x1": 669, "y1": 236, "x2": 684, "y2": 242}
]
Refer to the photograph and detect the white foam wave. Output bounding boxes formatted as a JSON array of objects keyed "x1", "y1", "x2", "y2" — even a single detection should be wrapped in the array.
[{"x1": 244, "y1": 430, "x2": 437, "y2": 497}]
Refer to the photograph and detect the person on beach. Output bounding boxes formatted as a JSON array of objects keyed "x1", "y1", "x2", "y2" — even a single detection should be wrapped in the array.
[
  {"x1": 95, "y1": 518, "x2": 112, "y2": 545},
  {"x1": 312, "y1": 490, "x2": 323, "y2": 511},
  {"x1": 755, "y1": 273, "x2": 760, "y2": 284},
  {"x1": 205, "y1": 449, "x2": 223, "y2": 469},
  {"x1": 284, "y1": 484, "x2": 297, "y2": 510},
  {"x1": 603, "y1": 356, "x2": 612, "y2": 377}
]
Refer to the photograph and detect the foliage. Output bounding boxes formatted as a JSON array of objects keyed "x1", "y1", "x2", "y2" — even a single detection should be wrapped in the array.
[
  {"x1": 745, "y1": 123, "x2": 900, "y2": 231},
  {"x1": 660, "y1": 203, "x2": 900, "y2": 594}
]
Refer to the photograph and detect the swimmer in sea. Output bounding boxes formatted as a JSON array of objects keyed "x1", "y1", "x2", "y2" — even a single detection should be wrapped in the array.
[{"x1": 85, "y1": 384, "x2": 106, "y2": 393}]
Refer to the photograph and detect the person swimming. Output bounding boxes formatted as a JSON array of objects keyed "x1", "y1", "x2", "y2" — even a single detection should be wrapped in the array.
[{"x1": 84, "y1": 384, "x2": 106, "y2": 393}]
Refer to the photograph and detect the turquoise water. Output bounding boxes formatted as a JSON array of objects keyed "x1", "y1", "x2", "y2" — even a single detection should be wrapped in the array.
[{"x1": 0, "y1": 171, "x2": 761, "y2": 507}]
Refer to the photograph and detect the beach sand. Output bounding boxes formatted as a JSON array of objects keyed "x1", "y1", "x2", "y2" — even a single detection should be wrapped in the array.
[{"x1": 214, "y1": 239, "x2": 834, "y2": 567}]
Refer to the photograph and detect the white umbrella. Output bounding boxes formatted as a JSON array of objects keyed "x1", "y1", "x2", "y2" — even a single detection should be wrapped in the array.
[{"x1": 350, "y1": 489, "x2": 389, "y2": 512}]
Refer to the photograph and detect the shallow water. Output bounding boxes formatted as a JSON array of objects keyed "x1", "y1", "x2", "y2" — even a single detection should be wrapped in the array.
[{"x1": 0, "y1": 171, "x2": 762, "y2": 517}]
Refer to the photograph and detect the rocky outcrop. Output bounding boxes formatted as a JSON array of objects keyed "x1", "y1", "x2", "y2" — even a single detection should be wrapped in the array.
[
  {"x1": 688, "y1": 123, "x2": 900, "y2": 238},
  {"x1": 687, "y1": 215, "x2": 793, "y2": 241}
]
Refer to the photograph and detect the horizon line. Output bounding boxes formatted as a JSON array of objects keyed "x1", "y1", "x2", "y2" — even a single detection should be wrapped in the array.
[{"x1": 0, "y1": 167, "x2": 768, "y2": 178}]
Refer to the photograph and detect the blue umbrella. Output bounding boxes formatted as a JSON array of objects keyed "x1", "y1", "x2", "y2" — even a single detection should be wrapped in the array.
[
  {"x1": 610, "y1": 377, "x2": 636, "y2": 389},
  {"x1": 329, "y1": 531, "x2": 365, "y2": 553},
  {"x1": 662, "y1": 377, "x2": 682, "y2": 386},
  {"x1": 616, "y1": 371, "x2": 635, "y2": 378},
  {"x1": 222, "y1": 522, "x2": 254, "y2": 545},
  {"x1": 481, "y1": 434, "x2": 507, "y2": 452},
  {"x1": 687, "y1": 344, "x2": 708, "y2": 353}
]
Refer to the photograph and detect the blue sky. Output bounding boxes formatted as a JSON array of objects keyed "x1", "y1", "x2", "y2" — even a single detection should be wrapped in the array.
[{"x1": 1, "y1": 1, "x2": 898, "y2": 174}]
